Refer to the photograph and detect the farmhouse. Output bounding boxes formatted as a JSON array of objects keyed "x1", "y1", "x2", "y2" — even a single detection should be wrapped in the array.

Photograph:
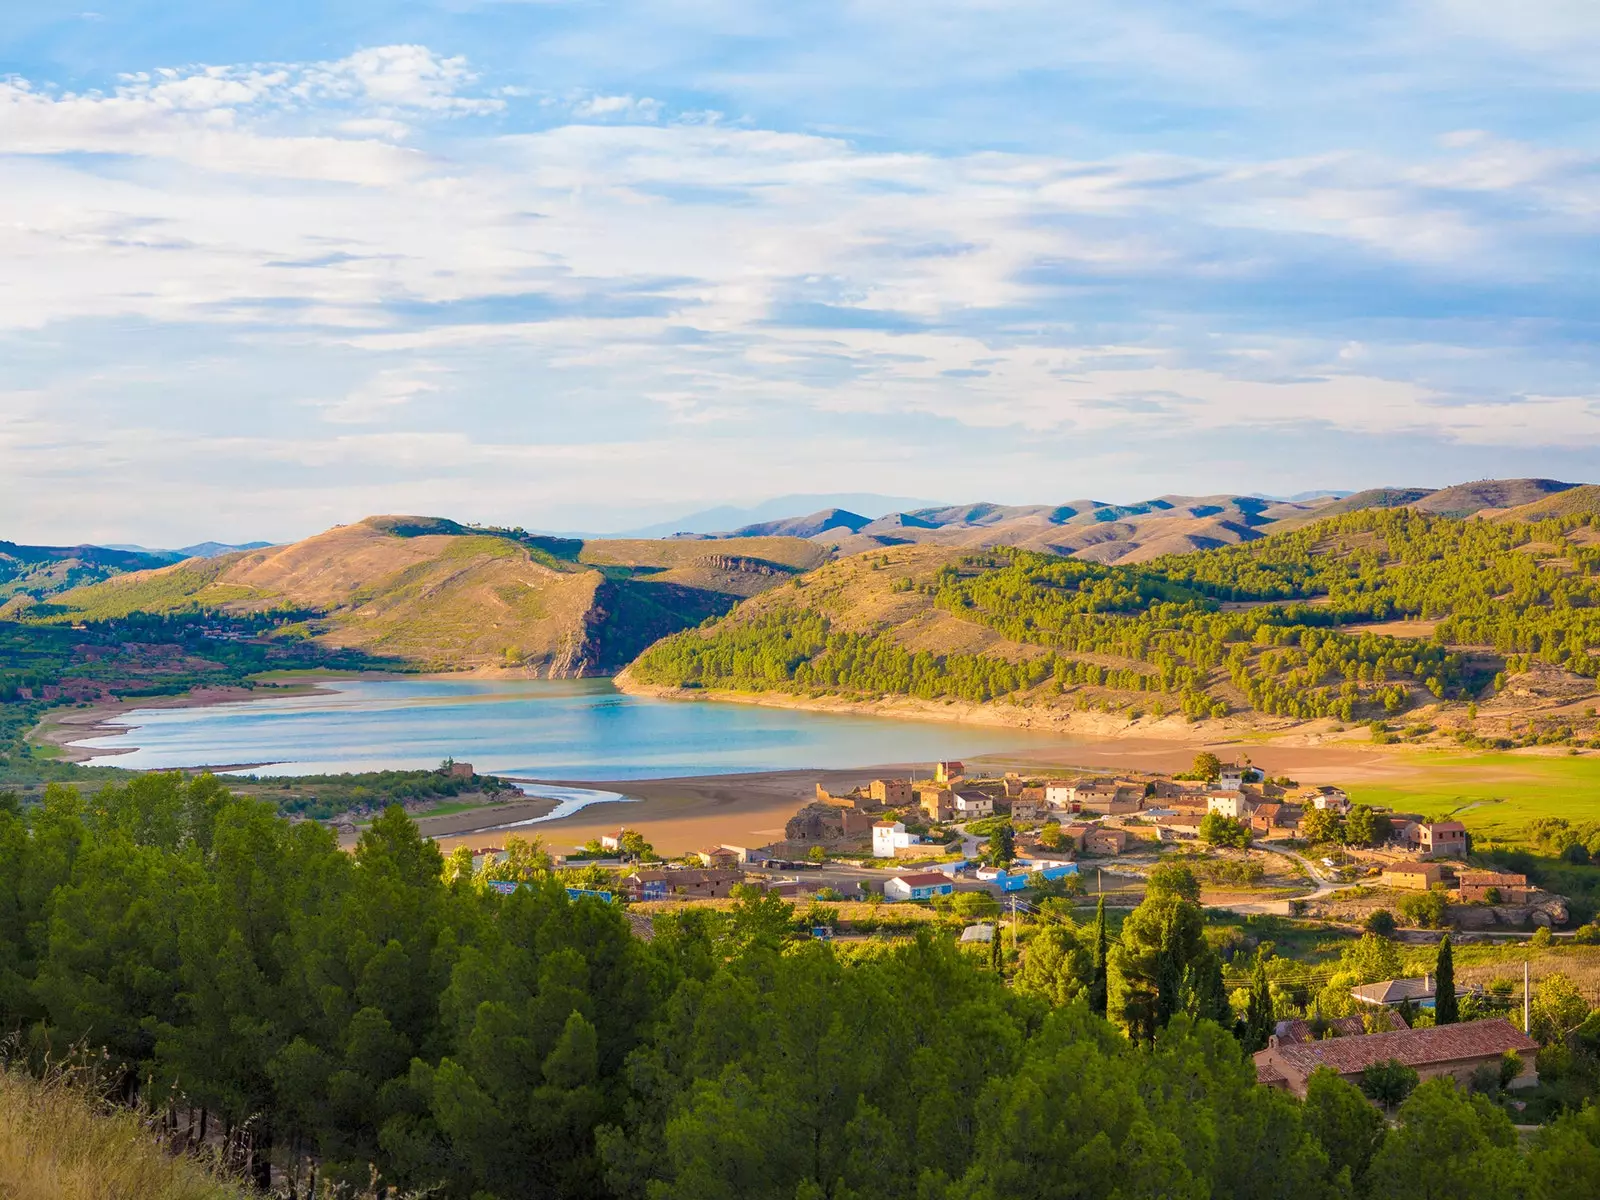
[
  {"x1": 1407, "y1": 820, "x2": 1468, "y2": 860},
  {"x1": 1206, "y1": 790, "x2": 1253, "y2": 820},
  {"x1": 1253, "y1": 1019, "x2": 1538, "y2": 1097},
  {"x1": 1083, "y1": 827, "x2": 1128, "y2": 856},
  {"x1": 953, "y1": 790, "x2": 995, "y2": 818},
  {"x1": 625, "y1": 868, "x2": 743, "y2": 902},
  {"x1": 884, "y1": 871, "x2": 956, "y2": 901},
  {"x1": 1350, "y1": 973, "x2": 1474, "y2": 1009},
  {"x1": 872, "y1": 820, "x2": 920, "y2": 858},
  {"x1": 1011, "y1": 788, "x2": 1047, "y2": 822},
  {"x1": 1380, "y1": 862, "x2": 1444, "y2": 890},
  {"x1": 1458, "y1": 870, "x2": 1536, "y2": 904}
]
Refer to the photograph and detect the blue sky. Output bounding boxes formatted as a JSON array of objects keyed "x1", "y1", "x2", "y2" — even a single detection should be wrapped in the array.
[{"x1": 4, "y1": 2, "x2": 1600, "y2": 544}]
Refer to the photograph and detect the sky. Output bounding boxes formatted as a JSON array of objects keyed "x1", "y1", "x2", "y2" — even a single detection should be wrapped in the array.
[{"x1": 3, "y1": 1, "x2": 1600, "y2": 545}]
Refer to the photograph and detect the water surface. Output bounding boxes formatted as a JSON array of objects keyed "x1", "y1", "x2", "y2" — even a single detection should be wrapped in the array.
[{"x1": 74, "y1": 677, "x2": 1060, "y2": 779}]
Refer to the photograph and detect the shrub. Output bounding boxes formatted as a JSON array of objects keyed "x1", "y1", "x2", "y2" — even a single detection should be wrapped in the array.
[
  {"x1": 1365, "y1": 909, "x2": 1397, "y2": 937},
  {"x1": 1398, "y1": 888, "x2": 1449, "y2": 929}
]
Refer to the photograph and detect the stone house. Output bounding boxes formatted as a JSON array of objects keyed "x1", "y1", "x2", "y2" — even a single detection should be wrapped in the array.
[
  {"x1": 1458, "y1": 870, "x2": 1536, "y2": 904},
  {"x1": 870, "y1": 778, "x2": 913, "y2": 806},
  {"x1": 918, "y1": 787, "x2": 955, "y2": 822},
  {"x1": 1083, "y1": 827, "x2": 1128, "y2": 855},
  {"x1": 1380, "y1": 862, "x2": 1444, "y2": 891},
  {"x1": 1407, "y1": 820, "x2": 1469, "y2": 859}
]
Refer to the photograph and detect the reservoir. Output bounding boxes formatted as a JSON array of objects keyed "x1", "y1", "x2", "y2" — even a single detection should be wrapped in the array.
[{"x1": 72, "y1": 676, "x2": 1061, "y2": 779}]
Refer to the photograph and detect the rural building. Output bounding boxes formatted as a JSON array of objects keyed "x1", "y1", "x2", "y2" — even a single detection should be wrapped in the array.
[
  {"x1": 815, "y1": 783, "x2": 868, "y2": 810},
  {"x1": 1381, "y1": 862, "x2": 1443, "y2": 891},
  {"x1": 1152, "y1": 812, "x2": 1205, "y2": 839},
  {"x1": 1053, "y1": 823, "x2": 1091, "y2": 851},
  {"x1": 1012, "y1": 788, "x2": 1047, "y2": 822},
  {"x1": 872, "y1": 820, "x2": 920, "y2": 858},
  {"x1": 1302, "y1": 786, "x2": 1351, "y2": 814},
  {"x1": 696, "y1": 846, "x2": 740, "y2": 869},
  {"x1": 918, "y1": 787, "x2": 955, "y2": 822},
  {"x1": 626, "y1": 868, "x2": 743, "y2": 902},
  {"x1": 1083, "y1": 827, "x2": 1128, "y2": 855},
  {"x1": 1250, "y1": 803, "x2": 1284, "y2": 835},
  {"x1": 1351, "y1": 973, "x2": 1475, "y2": 1009},
  {"x1": 448, "y1": 761, "x2": 475, "y2": 779},
  {"x1": 1043, "y1": 781, "x2": 1077, "y2": 810},
  {"x1": 470, "y1": 846, "x2": 507, "y2": 871},
  {"x1": 1458, "y1": 870, "x2": 1536, "y2": 904},
  {"x1": 1409, "y1": 820, "x2": 1469, "y2": 859},
  {"x1": 785, "y1": 803, "x2": 875, "y2": 842},
  {"x1": 1218, "y1": 765, "x2": 1245, "y2": 791},
  {"x1": 870, "y1": 778, "x2": 913, "y2": 806},
  {"x1": 934, "y1": 760, "x2": 965, "y2": 783},
  {"x1": 1253, "y1": 1019, "x2": 1538, "y2": 1097},
  {"x1": 1002, "y1": 773, "x2": 1026, "y2": 798},
  {"x1": 953, "y1": 790, "x2": 995, "y2": 818},
  {"x1": 884, "y1": 871, "x2": 956, "y2": 902},
  {"x1": 1206, "y1": 791, "x2": 1253, "y2": 820}
]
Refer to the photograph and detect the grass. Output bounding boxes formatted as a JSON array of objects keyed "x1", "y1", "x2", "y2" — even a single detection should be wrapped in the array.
[
  {"x1": 1345, "y1": 749, "x2": 1600, "y2": 843},
  {"x1": 0, "y1": 1066, "x2": 247, "y2": 1200}
]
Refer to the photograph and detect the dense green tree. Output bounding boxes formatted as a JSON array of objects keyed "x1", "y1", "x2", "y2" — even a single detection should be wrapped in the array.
[
  {"x1": 1365, "y1": 1078, "x2": 1528, "y2": 1199},
  {"x1": 1358, "y1": 1059, "x2": 1419, "y2": 1112},
  {"x1": 1243, "y1": 961, "x2": 1276, "y2": 1052},
  {"x1": 1434, "y1": 935, "x2": 1458, "y2": 1025},
  {"x1": 1302, "y1": 1067, "x2": 1385, "y2": 1189}
]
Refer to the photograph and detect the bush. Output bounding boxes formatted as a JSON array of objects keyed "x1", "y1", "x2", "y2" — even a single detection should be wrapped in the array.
[
  {"x1": 1365, "y1": 909, "x2": 1397, "y2": 936},
  {"x1": 1398, "y1": 888, "x2": 1449, "y2": 929}
]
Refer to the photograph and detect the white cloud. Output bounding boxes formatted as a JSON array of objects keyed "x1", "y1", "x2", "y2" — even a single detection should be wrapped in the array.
[{"x1": 2, "y1": 39, "x2": 1599, "y2": 541}]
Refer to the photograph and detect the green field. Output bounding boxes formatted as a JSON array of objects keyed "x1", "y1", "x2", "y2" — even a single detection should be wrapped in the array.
[{"x1": 1346, "y1": 749, "x2": 1600, "y2": 843}]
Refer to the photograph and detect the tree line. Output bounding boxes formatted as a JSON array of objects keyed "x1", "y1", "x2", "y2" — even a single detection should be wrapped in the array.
[{"x1": 2, "y1": 774, "x2": 1599, "y2": 1198}]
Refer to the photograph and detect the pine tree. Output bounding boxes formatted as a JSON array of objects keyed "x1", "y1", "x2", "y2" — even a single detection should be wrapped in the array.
[
  {"x1": 1155, "y1": 909, "x2": 1182, "y2": 1027},
  {"x1": 1433, "y1": 934, "x2": 1458, "y2": 1025},
  {"x1": 1089, "y1": 895, "x2": 1109, "y2": 1017}
]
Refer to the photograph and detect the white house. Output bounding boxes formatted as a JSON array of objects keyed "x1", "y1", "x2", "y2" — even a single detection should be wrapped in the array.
[
  {"x1": 1043, "y1": 781, "x2": 1076, "y2": 811},
  {"x1": 884, "y1": 871, "x2": 956, "y2": 901},
  {"x1": 872, "y1": 820, "x2": 919, "y2": 858},
  {"x1": 1206, "y1": 791, "x2": 1253, "y2": 819},
  {"x1": 1305, "y1": 786, "x2": 1351, "y2": 814},
  {"x1": 953, "y1": 790, "x2": 995, "y2": 818},
  {"x1": 1218, "y1": 766, "x2": 1245, "y2": 791}
]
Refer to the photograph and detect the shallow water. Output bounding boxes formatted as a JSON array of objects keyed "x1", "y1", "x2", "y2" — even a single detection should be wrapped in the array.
[{"x1": 73, "y1": 677, "x2": 1061, "y2": 779}]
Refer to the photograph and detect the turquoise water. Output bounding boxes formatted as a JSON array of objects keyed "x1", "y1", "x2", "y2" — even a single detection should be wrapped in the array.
[{"x1": 73, "y1": 677, "x2": 1061, "y2": 780}]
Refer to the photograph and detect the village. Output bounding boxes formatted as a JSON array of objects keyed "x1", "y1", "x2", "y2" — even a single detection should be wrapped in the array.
[{"x1": 453, "y1": 754, "x2": 1595, "y2": 1112}]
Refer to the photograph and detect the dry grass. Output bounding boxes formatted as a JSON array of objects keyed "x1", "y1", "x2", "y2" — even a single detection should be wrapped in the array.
[
  {"x1": 0, "y1": 1066, "x2": 247, "y2": 1200},
  {"x1": 1445, "y1": 945, "x2": 1600, "y2": 1005},
  {"x1": 631, "y1": 897, "x2": 945, "y2": 923}
]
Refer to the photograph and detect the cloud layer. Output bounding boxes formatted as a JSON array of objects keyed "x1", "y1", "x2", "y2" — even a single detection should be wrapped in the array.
[{"x1": 3, "y1": 6, "x2": 1600, "y2": 544}]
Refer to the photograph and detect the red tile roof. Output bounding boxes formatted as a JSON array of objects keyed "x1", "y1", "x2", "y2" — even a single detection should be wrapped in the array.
[
  {"x1": 1271, "y1": 1018, "x2": 1536, "y2": 1076},
  {"x1": 1255, "y1": 1060, "x2": 1287, "y2": 1085}
]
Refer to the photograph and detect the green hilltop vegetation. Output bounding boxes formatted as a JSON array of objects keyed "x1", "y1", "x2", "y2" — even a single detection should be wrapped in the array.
[
  {"x1": 4, "y1": 773, "x2": 1600, "y2": 1198},
  {"x1": 632, "y1": 508, "x2": 1600, "y2": 741}
]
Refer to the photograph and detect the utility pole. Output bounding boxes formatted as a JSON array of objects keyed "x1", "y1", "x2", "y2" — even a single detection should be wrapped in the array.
[
  {"x1": 1010, "y1": 896, "x2": 1019, "y2": 950},
  {"x1": 1524, "y1": 960, "x2": 1531, "y2": 1035}
]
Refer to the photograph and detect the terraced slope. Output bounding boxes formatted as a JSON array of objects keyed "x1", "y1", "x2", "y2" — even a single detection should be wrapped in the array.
[{"x1": 24, "y1": 517, "x2": 822, "y2": 675}]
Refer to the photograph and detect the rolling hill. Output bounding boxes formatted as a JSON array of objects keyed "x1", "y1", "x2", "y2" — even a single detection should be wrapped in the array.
[
  {"x1": 20, "y1": 516, "x2": 823, "y2": 675},
  {"x1": 0, "y1": 541, "x2": 180, "y2": 606}
]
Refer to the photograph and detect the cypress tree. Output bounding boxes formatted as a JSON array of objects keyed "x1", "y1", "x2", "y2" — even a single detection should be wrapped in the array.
[
  {"x1": 1433, "y1": 934, "x2": 1458, "y2": 1025},
  {"x1": 989, "y1": 923, "x2": 1002, "y2": 973},
  {"x1": 1089, "y1": 895, "x2": 1109, "y2": 1017},
  {"x1": 1244, "y1": 961, "x2": 1275, "y2": 1051}
]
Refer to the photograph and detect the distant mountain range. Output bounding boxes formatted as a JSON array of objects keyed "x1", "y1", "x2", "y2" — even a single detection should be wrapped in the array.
[
  {"x1": 684, "y1": 478, "x2": 1584, "y2": 563},
  {"x1": 613, "y1": 493, "x2": 939, "y2": 538},
  {"x1": 100, "y1": 540, "x2": 275, "y2": 560}
]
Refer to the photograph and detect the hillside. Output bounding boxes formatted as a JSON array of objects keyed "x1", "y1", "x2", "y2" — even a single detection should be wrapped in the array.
[
  {"x1": 0, "y1": 1066, "x2": 247, "y2": 1200},
  {"x1": 20, "y1": 517, "x2": 822, "y2": 675},
  {"x1": 0, "y1": 541, "x2": 179, "y2": 605},
  {"x1": 627, "y1": 506, "x2": 1600, "y2": 745}
]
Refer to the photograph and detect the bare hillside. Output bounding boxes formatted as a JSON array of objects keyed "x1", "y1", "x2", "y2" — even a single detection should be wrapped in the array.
[{"x1": 32, "y1": 517, "x2": 817, "y2": 675}]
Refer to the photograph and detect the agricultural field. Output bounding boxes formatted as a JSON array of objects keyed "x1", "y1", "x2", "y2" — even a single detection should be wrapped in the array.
[{"x1": 1345, "y1": 749, "x2": 1600, "y2": 844}]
